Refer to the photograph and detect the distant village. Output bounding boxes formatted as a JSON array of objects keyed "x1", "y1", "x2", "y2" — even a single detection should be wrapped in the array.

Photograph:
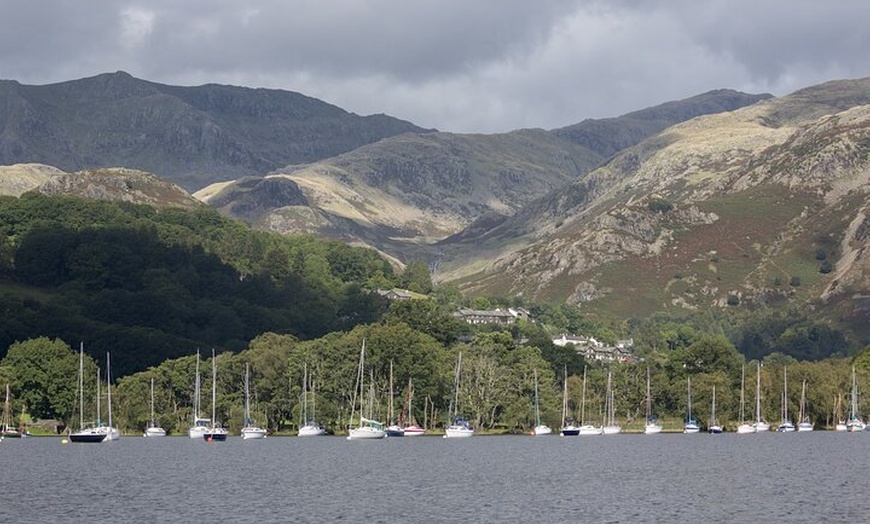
[{"x1": 377, "y1": 290, "x2": 635, "y2": 363}]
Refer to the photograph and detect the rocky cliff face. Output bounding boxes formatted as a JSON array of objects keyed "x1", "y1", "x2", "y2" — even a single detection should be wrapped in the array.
[
  {"x1": 440, "y1": 79, "x2": 870, "y2": 338},
  {"x1": 0, "y1": 164, "x2": 200, "y2": 208}
]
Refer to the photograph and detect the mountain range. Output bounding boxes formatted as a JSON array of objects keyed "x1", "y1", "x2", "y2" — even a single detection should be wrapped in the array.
[{"x1": 0, "y1": 73, "x2": 867, "y2": 344}]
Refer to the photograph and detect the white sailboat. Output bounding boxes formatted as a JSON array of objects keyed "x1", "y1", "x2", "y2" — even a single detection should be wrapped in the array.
[
  {"x1": 834, "y1": 392, "x2": 848, "y2": 432},
  {"x1": 69, "y1": 344, "x2": 107, "y2": 443},
  {"x1": 347, "y1": 339, "x2": 386, "y2": 440},
  {"x1": 847, "y1": 366, "x2": 866, "y2": 432},
  {"x1": 560, "y1": 366, "x2": 580, "y2": 436},
  {"x1": 577, "y1": 366, "x2": 602, "y2": 435},
  {"x1": 736, "y1": 364, "x2": 756, "y2": 434},
  {"x1": 1, "y1": 384, "x2": 22, "y2": 439},
  {"x1": 602, "y1": 369, "x2": 622, "y2": 435},
  {"x1": 754, "y1": 362, "x2": 770, "y2": 432},
  {"x1": 203, "y1": 350, "x2": 228, "y2": 441},
  {"x1": 684, "y1": 376, "x2": 700, "y2": 434},
  {"x1": 531, "y1": 369, "x2": 552, "y2": 436},
  {"x1": 298, "y1": 362, "x2": 325, "y2": 436},
  {"x1": 797, "y1": 379, "x2": 813, "y2": 432},
  {"x1": 188, "y1": 350, "x2": 210, "y2": 439},
  {"x1": 385, "y1": 360, "x2": 404, "y2": 437},
  {"x1": 144, "y1": 376, "x2": 166, "y2": 437},
  {"x1": 241, "y1": 363, "x2": 267, "y2": 440},
  {"x1": 401, "y1": 378, "x2": 426, "y2": 436},
  {"x1": 644, "y1": 367, "x2": 662, "y2": 434},
  {"x1": 444, "y1": 351, "x2": 474, "y2": 438},
  {"x1": 708, "y1": 385, "x2": 723, "y2": 434},
  {"x1": 777, "y1": 366, "x2": 795, "y2": 432}
]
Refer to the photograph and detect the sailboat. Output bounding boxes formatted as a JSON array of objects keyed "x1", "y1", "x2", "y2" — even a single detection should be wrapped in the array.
[
  {"x1": 602, "y1": 369, "x2": 622, "y2": 435},
  {"x1": 188, "y1": 350, "x2": 210, "y2": 439},
  {"x1": 644, "y1": 367, "x2": 662, "y2": 434},
  {"x1": 736, "y1": 364, "x2": 756, "y2": 434},
  {"x1": 531, "y1": 369, "x2": 552, "y2": 436},
  {"x1": 385, "y1": 360, "x2": 405, "y2": 437},
  {"x1": 241, "y1": 363, "x2": 267, "y2": 439},
  {"x1": 684, "y1": 376, "x2": 700, "y2": 434},
  {"x1": 444, "y1": 351, "x2": 474, "y2": 438},
  {"x1": 834, "y1": 393, "x2": 848, "y2": 432},
  {"x1": 1, "y1": 384, "x2": 22, "y2": 439},
  {"x1": 847, "y1": 366, "x2": 866, "y2": 432},
  {"x1": 101, "y1": 353, "x2": 121, "y2": 441},
  {"x1": 69, "y1": 344, "x2": 108, "y2": 443},
  {"x1": 777, "y1": 366, "x2": 795, "y2": 432},
  {"x1": 203, "y1": 350, "x2": 228, "y2": 441},
  {"x1": 560, "y1": 367, "x2": 580, "y2": 436},
  {"x1": 144, "y1": 377, "x2": 166, "y2": 437},
  {"x1": 754, "y1": 362, "x2": 770, "y2": 432},
  {"x1": 797, "y1": 379, "x2": 813, "y2": 432},
  {"x1": 401, "y1": 378, "x2": 426, "y2": 436},
  {"x1": 347, "y1": 339, "x2": 386, "y2": 440},
  {"x1": 298, "y1": 362, "x2": 325, "y2": 436},
  {"x1": 708, "y1": 385, "x2": 723, "y2": 434},
  {"x1": 577, "y1": 366, "x2": 602, "y2": 435}
]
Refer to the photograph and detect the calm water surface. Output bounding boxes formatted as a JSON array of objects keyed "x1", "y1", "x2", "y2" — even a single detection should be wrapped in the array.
[{"x1": 2, "y1": 432, "x2": 869, "y2": 523}]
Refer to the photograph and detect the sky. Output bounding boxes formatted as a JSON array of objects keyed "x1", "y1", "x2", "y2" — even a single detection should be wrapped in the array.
[{"x1": 2, "y1": 1, "x2": 870, "y2": 133}]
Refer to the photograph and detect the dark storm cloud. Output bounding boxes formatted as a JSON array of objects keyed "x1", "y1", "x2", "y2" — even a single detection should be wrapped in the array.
[{"x1": 2, "y1": 1, "x2": 869, "y2": 132}]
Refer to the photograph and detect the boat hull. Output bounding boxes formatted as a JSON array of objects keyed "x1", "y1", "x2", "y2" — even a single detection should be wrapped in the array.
[
  {"x1": 644, "y1": 423, "x2": 662, "y2": 434},
  {"x1": 347, "y1": 427, "x2": 386, "y2": 440},
  {"x1": 144, "y1": 426, "x2": 166, "y2": 437},
  {"x1": 241, "y1": 427, "x2": 267, "y2": 439},
  {"x1": 531, "y1": 424, "x2": 552, "y2": 436},
  {"x1": 708, "y1": 426, "x2": 723, "y2": 434},
  {"x1": 298, "y1": 425, "x2": 326, "y2": 437},
  {"x1": 736, "y1": 424, "x2": 756, "y2": 434},
  {"x1": 602, "y1": 425, "x2": 622, "y2": 435},
  {"x1": 401, "y1": 425, "x2": 425, "y2": 437},
  {"x1": 385, "y1": 425, "x2": 405, "y2": 437},
  {"x1": 754, "y1": 422, "x2": 770, "y2": 432},
  {"x1": 560, "y1": 426, "x2": 580, "y2": 436},
  {"x1": 204, "y1": 430, "x2": 228, "y2": 441},
  {"x1": 777, "y1": 423, "x2": 795, "y2": 432},
  {"x1": 444, "y1": 426, "x2": 474, "y2": 438},
  {"x1": 69, "y1": 429, "x2": 107, "y2": 443},
  {"x1": 578, "y1": 425, "x2": 602, "y2": 436},
  {"x1": 797, "y1": 422, "x2": 814, "y2": 432},
  {"x1": 684, "y1": 424, "x2": 700, "y2": 434}
]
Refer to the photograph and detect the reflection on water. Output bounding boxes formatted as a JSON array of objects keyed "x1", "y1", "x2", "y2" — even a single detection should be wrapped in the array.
[{"x1": 2, "y1": 433, "x2": 869, "y2": 522}]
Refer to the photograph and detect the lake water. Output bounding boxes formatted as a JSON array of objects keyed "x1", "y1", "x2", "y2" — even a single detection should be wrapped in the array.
[{"x1": 2, "y1": 432, "x2": 869, "y2": 522}]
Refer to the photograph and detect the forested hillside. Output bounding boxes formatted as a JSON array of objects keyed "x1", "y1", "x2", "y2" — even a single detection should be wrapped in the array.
[{"x1": 0, "y1": 192, "x2": 398, "y2": 375}]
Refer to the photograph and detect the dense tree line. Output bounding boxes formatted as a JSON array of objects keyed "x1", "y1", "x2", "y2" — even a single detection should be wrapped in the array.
[{"x1": 2, "y1": 329, "x2": 867, "y2": 436}]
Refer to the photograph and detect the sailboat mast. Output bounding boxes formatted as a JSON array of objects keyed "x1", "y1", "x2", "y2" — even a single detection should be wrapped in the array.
[
  {"x1": 106, "y1": 353, "x2": 113, "y2": 430},
  {"x1": 739, "y1": 364, "x2": 746, "y2": 424},
  {"x1": 78, "y1": 343, "x2": 84, "y2": 431},
  {"x1": 302, "y1": 362, "x2": 308, "y2": 424},
  {"x1": 150, "y1": 377, "x2": 155, "y2": 424},
  {"x1": 580, "y1": 365, "x2": 587, "y2": 426},
  {"x1": 687, "y1": 376, "x2": 692, "y2": 422},
  {"x1": 452, "y1": 352, "x2": 463, "y2": 419},
  {"x1": 389, "y1": 360, "x2": 394, "y2": 424},
  {"x1": 244, "y1": 362, "x2": 251, "y2": 426},
  {"x1": 534, "y1": 369, "x2": 541, "y2": 426},
  {"x1": 211, "y1": 349, "x2": 217, "y2": 427},
  {"x1": 756, "y1": 363, "x2": 762, "y2": 423},
  {"x1": 96, "y1": 367, "x2": 101, "y2": 426},
  {"x1": 562, "y1": 366, "x2": 568, "y2": 426},
  {"x1": 194, "y1": 350, "x2": 201, "y2": 421}
]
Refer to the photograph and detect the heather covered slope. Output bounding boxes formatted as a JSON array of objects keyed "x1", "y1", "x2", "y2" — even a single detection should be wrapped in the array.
[{"x1": 438, "y1": 79, "x2": 870, "y2": 341}]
